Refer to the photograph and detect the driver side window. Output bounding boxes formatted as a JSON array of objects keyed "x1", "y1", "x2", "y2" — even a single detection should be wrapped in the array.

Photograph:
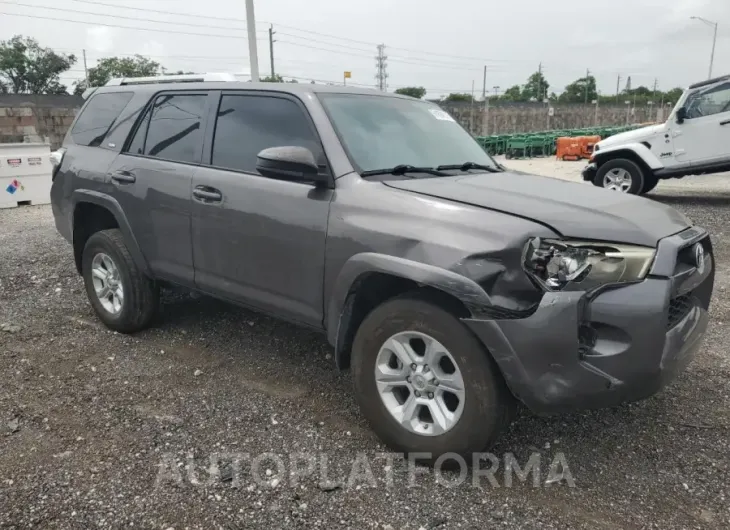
[{"x1": 685, "y1": 82, "x2": 730, "y2": 119}]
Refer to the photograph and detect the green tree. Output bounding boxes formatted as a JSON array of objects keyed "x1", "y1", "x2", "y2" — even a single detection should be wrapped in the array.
[
  {"x1": 663, "y1": 87, "x2": 684, "y2": 105},
  {"x1": 86, "y1": 55, "x2": 160, "y2": 88},
  {"x1": 501, "y1": 84, "x2": 523, "y2": 101},
  {"x1": 261, "y1": 74, "x2": 298, "y2": 83},
  {"x1": 0, "y1": 35, "x2": 76, "y2": 94},
  {"x1": 443, "y1": 92, "x2": 473, "y2": 102},
  {"x1": 559, "y1": 75, "x2": 597, "y2": 103},
  {"x1": 523, "y1": 70, "x2": 549, "y2": 101},
  {"x1": 394, "y1": 86, "x2": 426, "y2": 99}
]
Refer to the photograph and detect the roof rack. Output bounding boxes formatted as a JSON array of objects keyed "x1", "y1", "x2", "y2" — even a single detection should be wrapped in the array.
[
  {"x1": 688, "y1": 74, "x2": 730, "y2": 90},
  {"x1": 105, "y1": 72, "x2": 237, "y2": 87}
]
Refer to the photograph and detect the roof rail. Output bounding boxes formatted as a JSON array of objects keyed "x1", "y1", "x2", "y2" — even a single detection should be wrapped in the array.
[
  {"x1": 105, "y1": 72, "x2": 237, "y2": 87},
  {"x1": 688, "y1": 74, "x2": 730, "y2": 90}
]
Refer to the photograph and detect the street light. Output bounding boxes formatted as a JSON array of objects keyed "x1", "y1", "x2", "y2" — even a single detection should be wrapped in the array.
[{"x1": 691, "y1": 16, "x2": 718, "y2": 79}]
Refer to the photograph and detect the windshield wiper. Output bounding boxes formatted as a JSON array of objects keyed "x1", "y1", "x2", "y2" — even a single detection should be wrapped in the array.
[
  {"x1": 436, "y1": 162, "x2": 502, "y2": 173},
  {"x1": 361, "y1": 164, "x2": 449, "y2": 177}
]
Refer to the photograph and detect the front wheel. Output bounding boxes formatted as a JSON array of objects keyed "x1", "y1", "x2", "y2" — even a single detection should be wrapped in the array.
[
  {"x1": 594, "y1": 158, "x2": 645, "y2": 194},
  {"x1": 351, "y1": 294, "x2": 514, "y2": 463}
]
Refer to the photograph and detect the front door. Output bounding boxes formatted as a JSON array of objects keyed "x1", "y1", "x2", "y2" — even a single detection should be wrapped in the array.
[
  {"x1": 191, "y1": 92, "x2": 332, "y2": 328},
  {"x1": 108, "y1": 91, "x2": 214, "y2": 285},
  {"x1": 672, "y1": 81, "x2": 730, "y2": 167}
]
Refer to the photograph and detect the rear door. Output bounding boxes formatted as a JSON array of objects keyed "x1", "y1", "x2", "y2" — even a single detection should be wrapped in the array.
[
  {"x1": 673, "y1": 81, "x2": 730, "y2": 166},
  {"x1": 191, "y1": 91, "x2": 332, "y2": 327},
  {"x1": 107, "y1": 91, "x2": 215, "y2": 285}
]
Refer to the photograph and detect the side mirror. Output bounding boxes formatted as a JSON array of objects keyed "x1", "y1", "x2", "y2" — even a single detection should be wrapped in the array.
[
  {"x1": 255, "y1": 146, "x2": 327, "y2": 185},
  {"x1": 675, "y1": 107, "x2": 687, "y2": 124}
]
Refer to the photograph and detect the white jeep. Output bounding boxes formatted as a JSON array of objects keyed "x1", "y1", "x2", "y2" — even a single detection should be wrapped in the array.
[{"x1": 583, "y1": 74, "x2": 730, "y2": 195}]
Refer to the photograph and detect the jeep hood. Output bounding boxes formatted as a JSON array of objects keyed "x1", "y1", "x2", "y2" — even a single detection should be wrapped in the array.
[
  {"x1": 598, "y1": 123, "x2": 666, "y2": 148},
  {"x1": 383, "y1": 172, "x2": 690, "y2": 247}
]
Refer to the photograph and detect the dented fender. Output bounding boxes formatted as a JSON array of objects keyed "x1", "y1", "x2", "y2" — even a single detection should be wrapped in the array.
[{"x1": 325, "y1": 252, "x2": 493, "y2": 347}]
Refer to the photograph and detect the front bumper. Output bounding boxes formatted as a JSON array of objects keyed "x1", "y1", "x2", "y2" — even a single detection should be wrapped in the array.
[
  {"x1": 582, "y1": 162, "x2": 598, "y2": 181},
  {"x1": 464, "y1": 227, "x2": 714, "y2": 414}
]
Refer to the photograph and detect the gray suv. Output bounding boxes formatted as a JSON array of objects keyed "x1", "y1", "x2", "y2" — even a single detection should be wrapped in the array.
[{"x1": 51, "y1": 75, "x2": 714, "y2": 460}]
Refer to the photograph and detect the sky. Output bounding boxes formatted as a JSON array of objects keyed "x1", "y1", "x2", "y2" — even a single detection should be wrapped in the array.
[{"x1": 1, "y1": 0, "x2": 728, "y2": 99}]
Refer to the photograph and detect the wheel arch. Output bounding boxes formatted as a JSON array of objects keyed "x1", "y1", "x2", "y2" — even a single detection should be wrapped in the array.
[
  {"x1": 326, "y1": 253, "x2": 492, "y2": 370},
  {"x1": 593, "y1": 144, "x2": 662, "y2": 175},
  {"x1": 71, "y1": 190, "x2": 150, "y2": 276}
]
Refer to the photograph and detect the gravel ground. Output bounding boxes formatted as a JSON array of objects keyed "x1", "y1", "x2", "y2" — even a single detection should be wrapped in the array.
[{"x1": 1, "y1": 172, "x2": 729, "y2": 528}]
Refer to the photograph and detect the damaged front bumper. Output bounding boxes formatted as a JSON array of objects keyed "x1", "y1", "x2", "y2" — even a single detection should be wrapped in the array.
[
  {"x1": 463, "y1": 227, "x2": 714, "y2": 414},
  {"x1": 581, "y1": 162, "x2": 598, "y2": 181}
]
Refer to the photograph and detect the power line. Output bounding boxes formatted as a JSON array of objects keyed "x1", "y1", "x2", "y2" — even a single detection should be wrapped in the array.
[
  {"x1": 0, "y1": 1, "x2": 264, "y2": 32},
  {"x1": 57, "y1": 0, "x2": 529, "y2": 66},
  {"x1": 1, "y1": 11, "x2": 266, "y2": 39},
  {"x1": 67, "y1": 0, "x2": 264, "y2": 24}
]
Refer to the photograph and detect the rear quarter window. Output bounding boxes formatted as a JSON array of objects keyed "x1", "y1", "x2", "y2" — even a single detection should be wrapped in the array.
[{"x1": 71, "y1": 92, "x2": 134, "y2": 147}]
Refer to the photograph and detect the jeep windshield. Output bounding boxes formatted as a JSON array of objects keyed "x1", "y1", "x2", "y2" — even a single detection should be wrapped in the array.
[{"x1": 318, "y1": 93, "x2": 500, "y2": 176}]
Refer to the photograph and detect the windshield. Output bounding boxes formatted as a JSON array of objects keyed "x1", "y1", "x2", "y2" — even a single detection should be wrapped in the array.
[{"x1": 318, "y1": 93, "x2": 497, "y2": 173}]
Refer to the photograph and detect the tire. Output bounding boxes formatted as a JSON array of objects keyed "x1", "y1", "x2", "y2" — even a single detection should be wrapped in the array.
[
  {"x1": 81, "y1": 229, "x2": 159, "y2": 333},
  {"x1": 594, "y1": 158, "x2": 645, "y2": 194},
  {"x1": 641, "y1": 174, "x2": 659, "y2": 194},
  {"x1": 351, "y1": 293, "x2": 514, "y2": 464}
]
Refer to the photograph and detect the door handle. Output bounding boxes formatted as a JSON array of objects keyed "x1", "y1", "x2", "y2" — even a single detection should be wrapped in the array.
[
  {"x1": 193, "y1": 186, "x2": 223, "y2": 202},
  {"x1": 110, "y1": 170, "x2": 136, "y2": 184},
  {"x1": 720, "y1": 119, "x2": 730, "y2": 126}
]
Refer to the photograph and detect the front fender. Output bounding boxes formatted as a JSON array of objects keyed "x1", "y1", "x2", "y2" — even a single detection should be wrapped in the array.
[
  {"x1": 325, "y1": 252, "x2": 492, "y2": 346},
  {"x1": 594, "y1": 143, "x2": 663, "y2": 170},
  {"x1": 71, "y1": 189, "x2": 151, "y2": 276}
]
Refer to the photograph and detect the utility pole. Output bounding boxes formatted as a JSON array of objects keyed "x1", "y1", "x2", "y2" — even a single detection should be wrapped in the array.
[
  {"x1": 470, "y1": 80, "x2": 476, "y2": 134},
  {"x1": 375, "y1": 44, "x2": 388, "y2": 91},
  {"x1": 537, "y1": 62, "x2": 543, "y2": 101},
  {"x1": 268, "y1": 25, "x2": 276, "y2": 78},
  {"x1": 584, "y1": 68, "x2": 591, "y2": 104},
  {"x1": 82, "y1": 49, "x2": 88, "y2": 85},
  {"x1": 616, "y1": 74, "x2": 621, "y2": 103},
  {"x1": 482, "y1": 66, "x2": 488, "y2": 136},
  {"x1": 245, "y1": 0, "x2": 259, "y2": 82}
]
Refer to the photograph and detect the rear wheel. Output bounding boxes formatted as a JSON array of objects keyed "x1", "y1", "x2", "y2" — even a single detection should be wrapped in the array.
[
  {"x1": 82, "y1": 229, "x2": 159, "y2": 333},
  {"x1": 351, "y1": 293, "x2": 513, "y2": 463},
  {"x1": 594, "y1": 158, "x2": 645, "y2": 195}
]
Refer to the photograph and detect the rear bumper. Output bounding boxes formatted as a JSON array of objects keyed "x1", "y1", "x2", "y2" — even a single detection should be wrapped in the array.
[
  {"x1": 464, "y1": 227, "x2": 714, "y2": 414},
  {"x1": 582, "y1": 162, "x2": 598, "y2": 181}
]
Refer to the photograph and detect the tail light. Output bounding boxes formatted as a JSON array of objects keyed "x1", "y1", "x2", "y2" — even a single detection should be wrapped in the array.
[{"x1": 50, "y1": 148, "x2": 66, "y2": 181}]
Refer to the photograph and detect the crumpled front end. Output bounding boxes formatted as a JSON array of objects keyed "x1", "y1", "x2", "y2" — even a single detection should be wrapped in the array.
[{"x1": 463, "y1": 227, "x2": 714, "y2": 414}]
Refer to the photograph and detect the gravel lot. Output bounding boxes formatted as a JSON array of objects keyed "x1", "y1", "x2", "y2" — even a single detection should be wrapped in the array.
[{"x1": 1, "y1": 165, "x2": 729, "y2": 529}]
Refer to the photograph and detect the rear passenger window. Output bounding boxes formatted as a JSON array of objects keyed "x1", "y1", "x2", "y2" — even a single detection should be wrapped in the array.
[
  {"x1": 130, "y1": 94, "x2": 207, "y2": 164},
  {"x1": 212, "y1": 95, "x2": 323, "y2": 174},
  {"x1": 71, "y1": 92, "x2": 133, "y2": 147}
]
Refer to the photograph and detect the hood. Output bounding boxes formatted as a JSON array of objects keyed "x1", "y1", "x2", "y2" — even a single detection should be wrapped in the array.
[
  {"x1": 598, "y1": 123, "x2": 667, "y2": 148},
  {"x1": 383, "y1": 171, "x2": 690, "y2": 247}
]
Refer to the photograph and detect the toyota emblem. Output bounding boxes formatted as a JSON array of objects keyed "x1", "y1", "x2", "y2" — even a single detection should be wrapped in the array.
[{"x1": 693, "y1": 243, "x2": 705, "y2": 273}]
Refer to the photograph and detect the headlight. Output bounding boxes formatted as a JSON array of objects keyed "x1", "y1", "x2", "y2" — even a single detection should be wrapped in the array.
[{"x1": 522, "y1": 238, "x2": 656, "y2": 292}]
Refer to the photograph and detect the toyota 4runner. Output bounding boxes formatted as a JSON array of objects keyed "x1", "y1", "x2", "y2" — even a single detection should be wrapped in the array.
[{"x1": 51, "y1": 74, "x2": 714, "y2": 461}]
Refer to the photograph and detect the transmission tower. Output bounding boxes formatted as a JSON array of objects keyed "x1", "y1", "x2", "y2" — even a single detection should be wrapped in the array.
[{"x1": 375, "y1": 44, "x2": 388, "y2": 91}]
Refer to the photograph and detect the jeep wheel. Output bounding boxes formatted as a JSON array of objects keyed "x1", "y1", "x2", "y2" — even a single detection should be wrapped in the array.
[
  {"x1": 82, "y1": 229, "x2": 159, "y2": 333},
  {"x1": 351, "y1": 294, "x2": 513, "y2": 463},
  {"x1": 641, "y1": 174, "x2": 659, "y2": 194},
  {"x1": 594, "y1": 158, "x2": 644, "y2": 194}
]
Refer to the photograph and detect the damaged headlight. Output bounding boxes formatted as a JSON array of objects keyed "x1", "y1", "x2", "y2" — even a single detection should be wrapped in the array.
[{"x1": 522, "y1": 238, "x2": 656, "y2": 292}]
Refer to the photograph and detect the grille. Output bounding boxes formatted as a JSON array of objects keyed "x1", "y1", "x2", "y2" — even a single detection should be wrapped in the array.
[{"x1": 667, "y1": 295, "x2": 694, "y2": 330}]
